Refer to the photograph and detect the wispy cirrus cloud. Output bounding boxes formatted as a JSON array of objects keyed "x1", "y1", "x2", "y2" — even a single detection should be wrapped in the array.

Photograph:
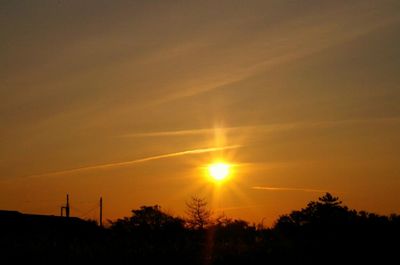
[{"x1": 153, "y1": 10, "x2": 400, "y2": 105}]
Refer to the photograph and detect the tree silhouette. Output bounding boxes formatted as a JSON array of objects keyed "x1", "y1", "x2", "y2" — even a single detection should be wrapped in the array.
[
  {"x1": 318, "y1": 193, "x2": 341, "y2": 206},
  {"x1": 2, "y1": 193, "x2": 400, "y2": 265},
  {"x1": 275, "y1": 193, "x2": 353, "y2": 230},
  {"x1": 185, "y1": 196, "x2": 211, "y2": 230},
  {"x1": 111, "y1": 205, "x2": 184, "y2": 233}
]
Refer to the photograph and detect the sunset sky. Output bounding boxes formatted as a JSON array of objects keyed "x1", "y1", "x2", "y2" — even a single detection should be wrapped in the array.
[{"x1": 1, "y1": 0, "x2": 400, "y2": 225}]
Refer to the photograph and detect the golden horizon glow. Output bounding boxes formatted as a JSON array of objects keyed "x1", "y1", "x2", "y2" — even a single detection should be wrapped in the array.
[
  {"x1": 208, "y1": 162, "x2": 231, "y2": 182},
  {"x1": 1, "y1": 1, "x2": 399, "y2": 226}
]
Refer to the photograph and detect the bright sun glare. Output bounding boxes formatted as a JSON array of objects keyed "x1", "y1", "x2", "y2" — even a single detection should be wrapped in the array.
[{"x1": 208, "y1": 162, "x2": 230, "y2": 182}]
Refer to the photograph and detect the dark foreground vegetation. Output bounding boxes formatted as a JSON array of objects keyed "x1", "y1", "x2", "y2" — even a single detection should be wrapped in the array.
[{"x1": 1, "y1": 193, "x2": 399, "y2": 265}]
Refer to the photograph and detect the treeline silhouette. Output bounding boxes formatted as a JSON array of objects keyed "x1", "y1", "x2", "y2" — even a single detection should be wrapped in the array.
[{"x1": 1, "y1": 193, "x2": 399, "y2": 264}]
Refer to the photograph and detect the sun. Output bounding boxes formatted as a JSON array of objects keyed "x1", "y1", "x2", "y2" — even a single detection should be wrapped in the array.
[{"x1": 208, "y1": 162, "x2": 231, "y2": 182}]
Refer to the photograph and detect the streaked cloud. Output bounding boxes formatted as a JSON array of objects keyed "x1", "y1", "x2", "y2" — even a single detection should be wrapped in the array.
[{"x1": 153, "y1": 7, "x2": 400, "y2": 104}]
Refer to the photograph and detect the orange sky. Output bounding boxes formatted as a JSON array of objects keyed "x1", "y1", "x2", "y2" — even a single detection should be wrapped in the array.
[{"x1": 1, "y1": 0, "x2": 400, "y2": 226}]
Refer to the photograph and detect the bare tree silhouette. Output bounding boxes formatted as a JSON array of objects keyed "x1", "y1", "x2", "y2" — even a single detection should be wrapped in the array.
[{"x1": 185, "y1": 196, "x2": 211, "y2": 230}]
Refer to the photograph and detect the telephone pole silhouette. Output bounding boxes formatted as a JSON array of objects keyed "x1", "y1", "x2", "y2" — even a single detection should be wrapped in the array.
[
  {"x1": 60, "y1": 194, "x2": 70, "y2": 218},
  {"x1": 99, "y1": 197, "x2": 103, "y2": 227}
]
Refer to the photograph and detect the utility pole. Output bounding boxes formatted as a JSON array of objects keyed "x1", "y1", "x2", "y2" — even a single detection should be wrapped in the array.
[
  {"x1": 66, "y1": 194, "x2": 70, "y2": 218},
  {"x1": 99, "y1": 197, "x2": 103, "y2": 227},
  {"x1": 60, "y1": 193, "x2": 70, "y2": 218}
]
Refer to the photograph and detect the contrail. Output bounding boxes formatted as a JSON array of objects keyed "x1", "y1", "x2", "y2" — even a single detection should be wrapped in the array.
[
  {"x1": 252, "y1": 186, "x2": 327, "y2": 193},
  {"x1": 26, "y1": 145, "x2": 241, "y2": 179},
  {"x1": 119, "y1": 117, "x2": 400, "y2": 138},
  {"x1": 120, "y1": 128, "x2": 217, "y2": 138}
]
